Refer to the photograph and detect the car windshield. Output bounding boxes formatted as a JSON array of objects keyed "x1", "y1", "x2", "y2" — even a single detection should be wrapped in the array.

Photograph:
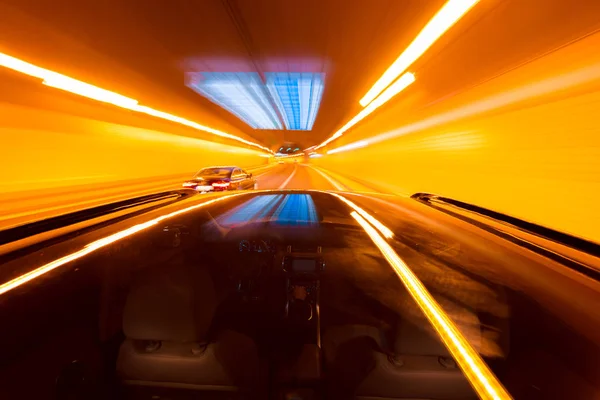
[
  {"x1": 2, "y1": 2, "x2": 600, "y2": 400},
  {"x1": 195, "y1": 167, "x2": 232, "y2": 178}
]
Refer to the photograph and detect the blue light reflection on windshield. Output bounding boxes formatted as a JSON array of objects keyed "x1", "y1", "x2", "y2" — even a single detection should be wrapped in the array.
[{"x1": 216, "y1": 194, "x2": 318, "y2": 227}]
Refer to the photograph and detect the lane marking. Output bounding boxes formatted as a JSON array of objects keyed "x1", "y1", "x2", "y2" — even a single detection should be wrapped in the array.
[
  {"x1": 278, "y1": 165, "x2": 298, "y2": 189},
  {"x1": 309, "y1": 166, "x2": 346, "y2": 191},
  {"x1": 255, "y1": 164, "x2": 284, "y2": 178}
]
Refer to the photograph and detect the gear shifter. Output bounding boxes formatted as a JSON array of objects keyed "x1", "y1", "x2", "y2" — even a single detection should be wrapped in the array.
[{"x1": 288, "y1": 285, "x2": 313, "y2": 322}]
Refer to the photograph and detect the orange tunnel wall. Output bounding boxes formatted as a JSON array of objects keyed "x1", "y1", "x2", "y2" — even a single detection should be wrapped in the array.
[
  {"x1": 0, "y1": 100, "x2": 269, "y2": 194},
  {"x1": 1, "y1": 2, "x2": 271, "y2": 195},
  {"x1": 312, "y1": 30, "x2": 600, "y2": 243}
]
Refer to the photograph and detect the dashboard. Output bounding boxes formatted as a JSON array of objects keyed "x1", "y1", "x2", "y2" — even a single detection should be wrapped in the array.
[{"x1": 238, "y1": 239, "x2": 278, "y2": 253}]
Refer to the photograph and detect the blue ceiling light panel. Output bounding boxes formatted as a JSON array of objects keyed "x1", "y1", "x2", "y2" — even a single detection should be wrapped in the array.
[
  {"x1": 186, "y1": 71, "x2": 325, "y2": 131},
  {"x1": 266, "y1": 72, "x2": 325, "y2": 131},
  {"x1": 186, "y1": 72, "x2": 282, "y2": 130}
]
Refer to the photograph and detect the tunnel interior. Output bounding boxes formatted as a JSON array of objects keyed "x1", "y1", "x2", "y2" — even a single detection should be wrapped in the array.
[{"x1": 1, "y1": 0, "x2": 599, "y2": 399}]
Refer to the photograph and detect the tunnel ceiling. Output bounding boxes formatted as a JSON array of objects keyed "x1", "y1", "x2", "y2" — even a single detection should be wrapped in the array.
[
  {"x1": 7, "y1": 0, "x2": 600, "y2": 152},
  {"x1": 3, "y1": 0, "x2": 446, "y2": 149}
]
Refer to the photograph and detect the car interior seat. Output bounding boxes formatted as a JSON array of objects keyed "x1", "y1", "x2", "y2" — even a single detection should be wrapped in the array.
[
  {"x1": 116, "y1": 263, "x2": 261, "y2": 399},
  {"x1": 324, "y1": 319, "x2": 480, "y2": 399}
]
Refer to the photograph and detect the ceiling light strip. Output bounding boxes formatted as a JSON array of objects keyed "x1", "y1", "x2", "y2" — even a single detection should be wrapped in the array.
[
  {"x1": 326, "y1": 140, "x2": 369, "y2": 154},
  {"x1": 360, "y1": 0, "x2": 480, "y2": 107},
  {"x1": 323, "y1": 61, "x2": 600, "y2": 155},
  {"x1": 0, "y1": 52, "x2": 272, "y2": 153},
  {"x1": 315, "y1": 72, "x2": 415, "y2": 150}
]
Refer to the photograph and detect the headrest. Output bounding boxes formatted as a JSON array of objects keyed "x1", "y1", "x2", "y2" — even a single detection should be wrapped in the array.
[{"x1": 123, "y1": 264, "x2": 217, "y2": 342}]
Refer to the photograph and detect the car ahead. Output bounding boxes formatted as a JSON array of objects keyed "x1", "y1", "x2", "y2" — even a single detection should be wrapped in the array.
[
  {"x1": 0, "y1": 190, "x2": 598, "y2": 399},
  {"x1": 183, "y1": 166, "x2": 257, "y2": 192}
]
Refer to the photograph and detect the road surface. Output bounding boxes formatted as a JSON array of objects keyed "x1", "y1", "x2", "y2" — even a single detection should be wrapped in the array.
[{"x1": 0, "y1": 163, "x2": 375, "y2": 230}]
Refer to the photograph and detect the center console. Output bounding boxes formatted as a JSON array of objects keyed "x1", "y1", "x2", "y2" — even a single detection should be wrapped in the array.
[{"x1": 277, "y1": 245, "x2": 325, "y2": 399}]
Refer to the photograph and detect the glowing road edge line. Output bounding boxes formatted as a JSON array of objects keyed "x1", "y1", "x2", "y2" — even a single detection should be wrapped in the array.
[
  {"x1": 278, "y1": 165, "x2": 298, "y2": 189},
  {"x1": 350, "y1": 210, "x2": 511, "y2": 400},
  {"x1": 0, "y1": 193, "x2": 246, "y2": 296},
  {"x1": 329, "y1": 193, "x2": 393, "y2": 238},
  {"x1": 0, "y1": 52, "x2": 272, "y2": 154}
]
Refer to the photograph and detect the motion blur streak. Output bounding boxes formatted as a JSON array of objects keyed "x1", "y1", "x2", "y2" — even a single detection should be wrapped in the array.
[
  {"x1": 0, "y1": 193, "x2": 245, "y2": 296},
  {"x1": 329, "y1": 193, "x2": 394, "y2": 238},
  {"x1": 0, "y1": 52, "x2": 272, "y2": 154},
  {"x1": 351, "y1": 211, "x2": 510, "y2": 400},
  {"x1": 0, "y1": 52, "x2": 139, "y2": 107},
  {"x1": 131, "y1": 105, "x2": 272, "y2": 153},
  {"x1": 359, "y1": 0, "x2": 480, "y2": 107},
  {"x1": 328, "y1": 61, "x2": 600, "y2": 154},
  {"x1": 317, "y1": 72, "x2": 415, "y2": 149},
  {"x1": 327, "y1": 140, "x2": 369, "y2": 155}
]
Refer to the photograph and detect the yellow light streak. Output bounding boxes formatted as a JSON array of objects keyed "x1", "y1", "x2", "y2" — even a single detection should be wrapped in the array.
[
  {"x1": 324, "y1": 61, "x2": 600, "y2": 154},
  {"x1": 326, "y1": 140, "x2": 369, "y2": 154},
  {"x1": 350, "y1": 210, "x2": 511, "y2": 400},
  {"x1": 329, "y1": 193, "x2": 393, "y2": 238},
  {"x1": 0, "y1": 52, "x2": 139, "y2": 107},
  {"x1": 0, "y1": 52, "x2": 272, "y2": 154},
  {"x1": 0, "y1": 193, "x2": 245, "y2": 296},
  {"x1": 359, "y1": 0, "x2": 480, "y2": 107},
  {"x1": 316, "y1": 72, "x2": 415, "y2": 150}
]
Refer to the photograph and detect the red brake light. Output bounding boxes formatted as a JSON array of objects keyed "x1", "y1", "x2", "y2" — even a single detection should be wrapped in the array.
[{"x1": 212, "y1": 182, "x2": 230, "y2": 188}]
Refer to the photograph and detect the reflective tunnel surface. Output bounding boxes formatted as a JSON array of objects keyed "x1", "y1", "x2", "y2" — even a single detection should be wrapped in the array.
[{"x1": 0, "y1": 0, "x2": 599, "y2": 399}]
